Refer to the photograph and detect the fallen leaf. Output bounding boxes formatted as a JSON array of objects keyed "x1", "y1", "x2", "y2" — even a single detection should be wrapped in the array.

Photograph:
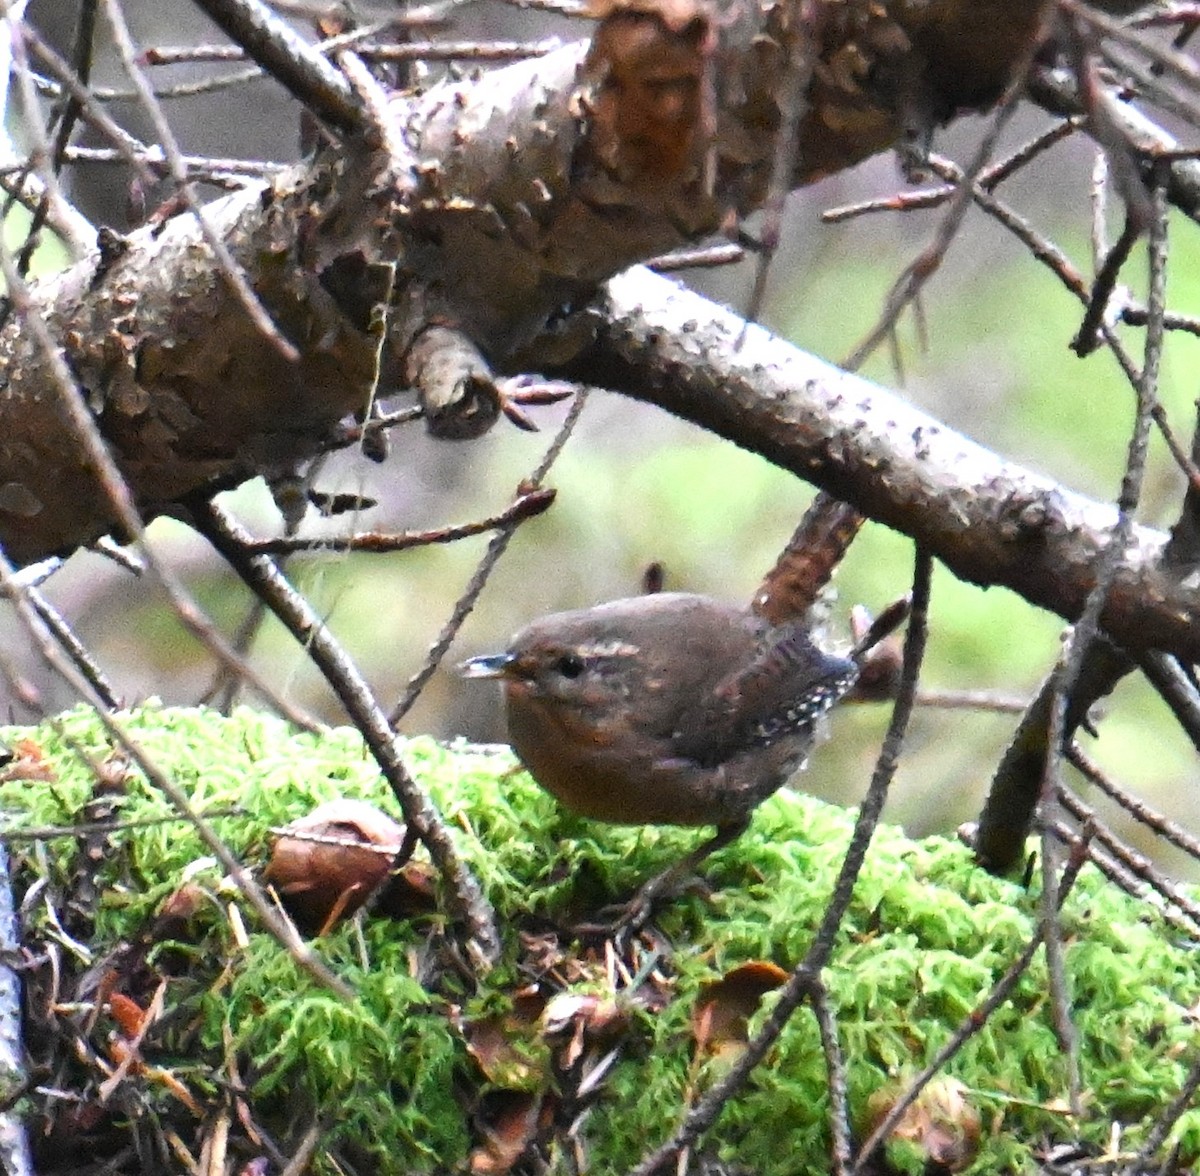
[
  {"x1": 693, "y1": 960, "x2": 788, "y2": 1059},
  {"x1": 265, "y1": 799, "x2": 406, "y2": 935},
  {"x1": 470, "y1": 1091, "x2": 551, "y2": 1175}
]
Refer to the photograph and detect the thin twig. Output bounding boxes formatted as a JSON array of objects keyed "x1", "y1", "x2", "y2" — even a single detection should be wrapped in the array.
[
  {"x1": 914, "y1": 689, "x2": 1028, "y2": 714},
  {"x1": 188, "y1": 0, "x2": 363, "y2": 133},
  {"x1": 1029, "y1": 63, "x2": 1200, "y2": 228},
  {"x1": 821, "y1": 118, "x2": 1082, "y2": 226},
  {"x1": 0, "y1": 548, "x2": 351, "y2": 998},
  {"x1": 1037, "y1": 165, "x2": 1169, "y2": 1116},
  {"x1": 1044, "y1": 814, "x2": 1161, "y2": 920},
  {"x1": 812, "y1": 978, "x2": 852, "y2": 1176},
  {"x1": 191, "y1": 499, "x2": 502, "y2": 967},
  {"x1": 1067, "y1": 742, "x2": 1200, "y2": 864},
  {"x1": 39, "y1": 17, "x2": 424, "y2": 104},
  {"x1": 918, "y1": 152, "x2": 1200, "y2": 489},
  {"x1": 141, "y1": 37, "x2": 559, "y2": 67},
  {"x1": 0, "y1": 0, "x2": 94, "y2": 273},
  {"x1": 741, "y1": 2, "x2": 826, "y2": 332},
  {"x1": 45, "y1": 144, "x2": 283, "y2": 174},
  {"x1": 852, "y1": 836, "x2": 1093, "y2": 1175},
  {"x1": 23, "y1": 25, "x2": 160, "y2": 187},
  {"x1": 1127, "y1": 1052, "x2": 1200, "y2": 1175},
  {"x1": 1072, "y1": 212, "x2": 1141, "y2": 355},
  {"x1": 1, "y1": 808, "x2": 240, "y2": 841},
  {"x1": 647, "y1": 243, "x2": 746, "y2": 272},
  {"x1": 1055, "y1": 783, "x2": 1200, "y2": 934},
  {"x1": 627, "y1": 547, "x2": 932, "y2": 1176},
  {"x1": 335, "y1": 49, "x2": 404, "y2": 156},
  {"x1": 1038, "y1": 660, "x2": 1080, "y2": 1113},
  {"x1": 388, "y1": 390, "x2": 589, "y2": 727},
  {"x1": 843, "y1": 31, "x2": 1034, "y2": 371},
  {"x1": 0, "y1": 554, "x2": 117, "y2": 708},
  {"x1": 244, "y1": 489, "x2": 556, "y2": 555},
  {"x1": 21, "y1": 586, "x2": 119, "y2": 711},
  {"x1": 1137, "y1": 651, "x2": 1200, "y2": 752}
]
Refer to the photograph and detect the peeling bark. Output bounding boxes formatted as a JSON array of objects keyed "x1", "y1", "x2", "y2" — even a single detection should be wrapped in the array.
[{"x1": 0, "y1": 151, "x2": 392, "y2": 564}]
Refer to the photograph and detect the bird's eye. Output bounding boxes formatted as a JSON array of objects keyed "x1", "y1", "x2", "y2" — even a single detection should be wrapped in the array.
[{"x1": 555, "y1": 653, "x2": 586, "y2": 679}]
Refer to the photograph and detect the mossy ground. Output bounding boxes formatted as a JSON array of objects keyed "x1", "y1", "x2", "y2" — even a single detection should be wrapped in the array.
[{"x1": 1, "y1": 703, "x2": 1196, "y2": 1174}]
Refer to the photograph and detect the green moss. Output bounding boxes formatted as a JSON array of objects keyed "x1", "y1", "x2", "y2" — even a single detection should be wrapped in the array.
[{"x1": 2, "y1": 703, "x2": 1196, "y2": 1174}]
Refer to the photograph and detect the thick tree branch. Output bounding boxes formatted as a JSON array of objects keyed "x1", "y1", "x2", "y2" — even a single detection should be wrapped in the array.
[{"x1": 554, "y1": 267, "x2": 1197, "y2": 661}]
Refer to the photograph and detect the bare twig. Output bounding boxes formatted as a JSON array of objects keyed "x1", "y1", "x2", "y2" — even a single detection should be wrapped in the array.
[
  {"x1": 1, "y1": 808, "x2": 240, "y2": 841},
  {"x1": 1067, "y1": 742, "x2": 1200, "y2": 865},
  {"x1": 191, "y1": 498, "x2": 502, "y2": 967},
  {"x1": 16, "y1": 583, "x2": 119, "y2": 711},
  {"x1": 821, "y1": 118, "x2": 1082, "y2": 226},
  {"x1": 1054, "y1": 782, "x2": 1200, "y2": 934},
  {"x1": 627, "y1": 546, "x2": 932, "y2": 1176},
  {"x1": 388, "y1": 390, "x2": 589, "y2": 727},
  {"x1": 22, "y1": 24, "x2": 166, "y2": 191},
  {"x1": 0, "y1": 556, "x2": 116, "y2": 709},
  {"x1": 189, "y1": 0, "x2": 363, "y2": 133},
  {"x1": 1127, "y1": 1052, "x2": 1200, "y2": 1175},
  {"x1": 0, "y1": 0, "x2": 94, "y2": 270},
  {"x1": 852, "y1": 836, "x2": 1092, "y2": 1175},
  {"x1": 1137, "y1": 651, "x2": 1200, "y2": 752},
  {"x1": 0, "y1": 550, "x2": 351, "y2": 999},
  {"x1": 812, "y1": 978, "x2": 852, "y2": 1176},
  {"x1": 842, "y1": 28, "x2": 1034, "y2": 372},
  {"x1": 1029, "y1": 63, "x2": 1200, "y2": 227},
  {"x1": 141, "y1": 37, "x2": 561, "y2": 67},
  {"x1": 741, "y1": 2, "x2": 826, "y2": 332},
  {"x1": 243, "y1": 488, "x2": 556, "y2": 555},
  {"x1": 1042, "y1": 163, "x2": 1167, "y2": 1114},
  {"x1": 914, "y1": 689, "x2": 1028, "y2": 713}
]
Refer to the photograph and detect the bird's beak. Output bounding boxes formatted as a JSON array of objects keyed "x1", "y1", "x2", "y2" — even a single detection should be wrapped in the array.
[{"x1": 459, "y1": 652, "x2": 517, "y2": 680}]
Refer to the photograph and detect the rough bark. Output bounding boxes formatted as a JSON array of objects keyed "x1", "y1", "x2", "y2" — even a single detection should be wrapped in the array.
[
  {"x1": 562, "y1": 268, "x2": 1199, "y2": 661},
  {"x1": 0, "y1": 151, "x2": 386, "y2": 564}
]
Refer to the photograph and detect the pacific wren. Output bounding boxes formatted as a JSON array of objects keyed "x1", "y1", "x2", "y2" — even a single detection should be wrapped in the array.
[{"x1": 460, "y1": 591, "x2": 860, "y2": 834}]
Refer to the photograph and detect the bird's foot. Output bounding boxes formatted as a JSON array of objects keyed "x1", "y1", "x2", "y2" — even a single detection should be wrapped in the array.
[{"x1": 573, "y1": 869, "x2": 713, "y2": 946}]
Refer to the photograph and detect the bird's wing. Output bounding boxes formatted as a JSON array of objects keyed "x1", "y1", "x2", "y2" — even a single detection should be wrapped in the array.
[{"x1": 670, "y1": 628, "x2": 858, "y2": 767}]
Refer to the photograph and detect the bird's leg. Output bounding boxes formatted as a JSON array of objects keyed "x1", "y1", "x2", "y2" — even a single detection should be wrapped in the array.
[{"x1": 579, "y1": 819, "x2": 750, "y2": 939}]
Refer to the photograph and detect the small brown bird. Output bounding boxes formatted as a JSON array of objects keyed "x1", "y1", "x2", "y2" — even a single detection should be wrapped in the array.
[{"x1": 461, "y1": 591, "x2": 894, "y2": 916}]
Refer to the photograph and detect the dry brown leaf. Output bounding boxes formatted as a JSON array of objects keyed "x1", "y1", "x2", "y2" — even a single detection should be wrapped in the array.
[
  {"x1": 0, "y1": 738, "x2": 55, "y2": 782},
  {"x1": 469, "y1": 1091, "x2": 551, "y2": 1175},
  {"x1": 463, "y1": 1012, "x2": 547, "y2": 1090},
  {"x1": 264, "y1": 799, "x2": 406, "y2": 936},
  {"x1": 693, "y1": 960, "x2": 788, "y2": 1059}
]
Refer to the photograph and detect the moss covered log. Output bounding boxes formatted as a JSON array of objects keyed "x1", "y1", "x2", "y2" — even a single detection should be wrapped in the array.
[{"x1": 0, "y1": 704, "x2": 1195, "y2": 1173}]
